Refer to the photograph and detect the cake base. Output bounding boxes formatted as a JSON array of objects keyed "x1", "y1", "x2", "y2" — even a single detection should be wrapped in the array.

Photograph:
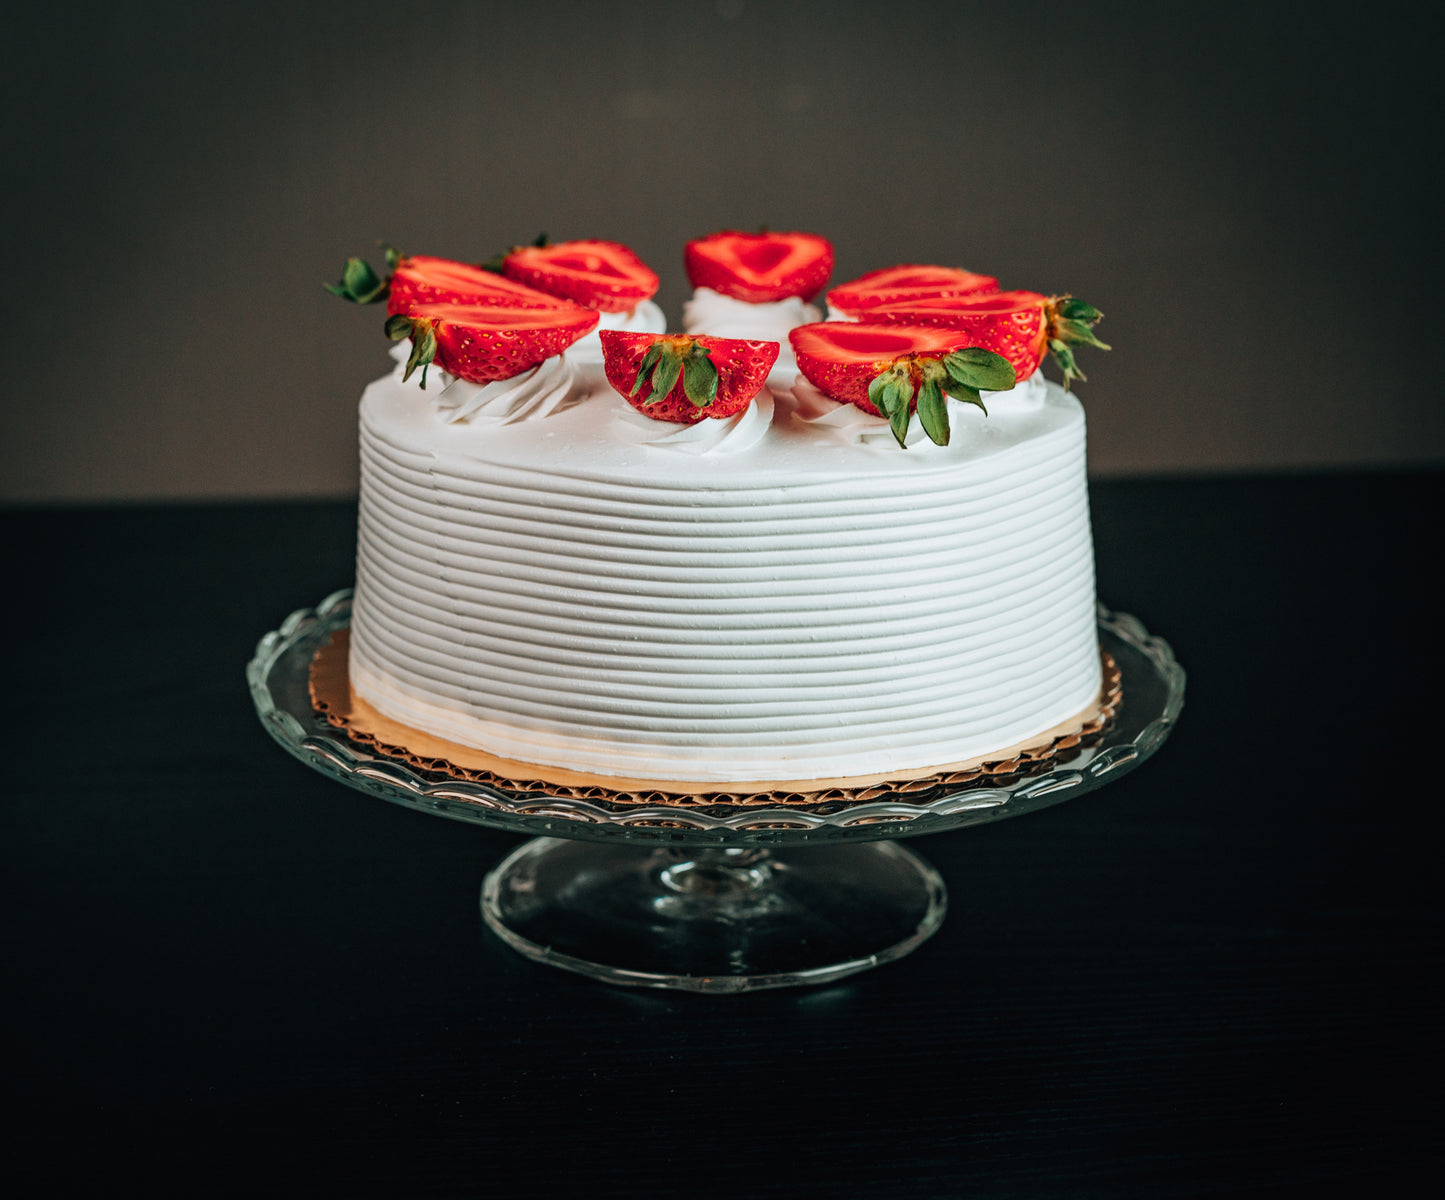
[
  {"x1": 481, "y1": 837, "x2": 948, "y2": 992},
  {"x1": 310, "y1": 629, "x2": 1121, "y2": 808}
]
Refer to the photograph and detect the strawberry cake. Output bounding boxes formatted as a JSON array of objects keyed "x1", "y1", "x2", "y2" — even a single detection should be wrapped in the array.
[{"x1": 329, "y1": 236, "x2": 1108, "y2": 789}]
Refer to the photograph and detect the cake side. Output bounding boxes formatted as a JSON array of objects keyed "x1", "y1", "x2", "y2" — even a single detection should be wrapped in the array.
[{"x1": 348, "y1": 367, "x2": 1100, "y2": 784}]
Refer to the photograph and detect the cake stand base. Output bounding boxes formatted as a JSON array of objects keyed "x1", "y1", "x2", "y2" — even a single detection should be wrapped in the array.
[{"x1": 481, "y1": 838, "x2": 948, "y2": 993}]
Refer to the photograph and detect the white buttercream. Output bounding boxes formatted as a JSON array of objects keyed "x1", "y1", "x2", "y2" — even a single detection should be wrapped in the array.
[
  {"x1": 682, "y1": 288, "x2": 819, "y2": 376},
  {"x1": 432, "y1": 355, "x2": 581, "y2": 425},
  {"x1": 566, "y1": 299, "x2": 666, "y2": 364},
  {"x1": 609, "y1": 389, "x2": 775, "y2": 456},
  {"x1": 349, "y1": 358, "x2": 1100, "y2": 784}
]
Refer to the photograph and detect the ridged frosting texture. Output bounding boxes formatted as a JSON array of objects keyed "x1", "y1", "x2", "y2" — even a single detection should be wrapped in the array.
[{"x1": 350, "y1": 366, "x2": 1100, "y2": 783}]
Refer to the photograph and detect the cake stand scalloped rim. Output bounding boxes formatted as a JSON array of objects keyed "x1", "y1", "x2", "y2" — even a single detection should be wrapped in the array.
[{"x1": 248, "y1": 589, "x2": 1185, "y2": 845}]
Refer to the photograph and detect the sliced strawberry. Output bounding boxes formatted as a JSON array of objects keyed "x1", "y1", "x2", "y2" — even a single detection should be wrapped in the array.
[
  {"x1": 683, "y1": 230, "x2": 835, "y2": 303},
  {"x1": 826, "y1": 264, "x2": 999, "y2": 316},
  {"x1": 384, "y1": 303, "x2": 599, "y2": 388},
  {"x1": 325, "y1": 249, "x2": 566, "y2": 313},
  {"x1": 789, "y1": 322, "x2": 1016, "y2": 448},
  {"x1": 497, "y1": 239, "x2": 659, "y2": 313},
  {"x1": 387, "y1": 255, "x2": 568, "y2": 315},
  {"x1": 868, "y1": 290, "x2": 1109, "y2": 388},
  {"x1": 600, "y1": 331, "x2": 779, "y2": 425},
  {"x1": 790, "y1": 324, "x2": 972, "y2": 405}
]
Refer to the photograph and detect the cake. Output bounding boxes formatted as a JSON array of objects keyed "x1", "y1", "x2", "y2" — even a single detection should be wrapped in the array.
[{"x1": 330, "y1": 234, "x2": 1108, "y2": 791}]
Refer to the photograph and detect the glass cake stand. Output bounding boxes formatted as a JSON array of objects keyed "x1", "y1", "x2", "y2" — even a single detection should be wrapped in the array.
[{"x1": 248, "y1": 591, "x2": 1185, "y2": 993}]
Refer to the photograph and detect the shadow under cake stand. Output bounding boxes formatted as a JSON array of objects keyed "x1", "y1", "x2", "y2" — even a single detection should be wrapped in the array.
[{"x1": 249, "y1": 591, "x2": 1184, "y2": 993}]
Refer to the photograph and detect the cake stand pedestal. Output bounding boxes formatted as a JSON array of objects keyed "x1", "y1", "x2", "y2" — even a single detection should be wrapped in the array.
[
  {"x1": 249, "y1": 592, "x2": 1184, "y2": 993},
  {"x1": 482, "y1": 839, "x2": 945, "y2": 992}
]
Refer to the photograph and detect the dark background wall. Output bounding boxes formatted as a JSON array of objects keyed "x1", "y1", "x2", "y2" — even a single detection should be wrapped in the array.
[{"x1": 2, "y1": 0, "x2": 1438, "y2": 503}]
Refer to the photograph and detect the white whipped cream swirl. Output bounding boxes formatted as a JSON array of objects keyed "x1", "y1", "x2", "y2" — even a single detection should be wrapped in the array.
[
  {"x1": 611, "y1": 389, "x2": 774, "y2": 456},
  {"x1": 566, "y1": 299, "x2": 667, "y2": 364},
  {"x1": 385, "y1": 341, "x2": 583, "y2": 426},
  {"x1": 683, "y1": 288, "x2": 819, "y2": 375},
  {"x1": 433, "y1": 355, "x2": 583, "y2": 425}
]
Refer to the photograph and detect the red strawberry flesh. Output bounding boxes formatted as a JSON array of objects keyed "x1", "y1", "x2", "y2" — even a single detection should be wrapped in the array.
[
  {"x1": 601, "y1": 331, "x2": 779, "y2": 425},
  {"x1": 826, "y1": 264, "x2": 999, "y2": 316},
  {"x1": 736, "y1": 242, "x2": 793, "y2": 274},
  {"x1": 503, "y1": 240, "x2": 659, "y2": 313},
  {"x1": 684, "y1": 231, "x2": 834, "y2": 303},
  {"x1": 789, "y1": 322, "x2": 991, "y2": 410},
  {"x1": 867, "y1": 290, "x2": 1050, "y2": 381},
  {"x1": 402, "y1": 303, "x2": 599, "y2": 384},
  {"x1": 386, "y1": 255, "x2": 568, "y2": 315}
]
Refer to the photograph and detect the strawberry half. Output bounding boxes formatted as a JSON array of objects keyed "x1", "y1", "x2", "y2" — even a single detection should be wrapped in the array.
[
  {"x1": 683, "y1": 230, "x2": 835, "y2": 303},
  {"x1": 868, "y1": 290, "x2": 1110, "y2": 388},
  {"x1": 384, "y1": 303, "x2": 600, "y2": 388},
  {"x1": 326, "y1": 249, "x2": 566, "y2": 313},
  {"x1": 601, "y1": 331, "x2": 779, "y2": 425},
  {"x1": 826, "y1": 264, "x2": 999, "y2": 316},
  {"x1": 789, "y1": 322, "x2": 1016, "y2": 449},
  {"x1": 387, "y1": 255, "x2": 569, "y2": 315},
  {"x1": 492, "y1": 238, "x2": 660, "y2": 313}
]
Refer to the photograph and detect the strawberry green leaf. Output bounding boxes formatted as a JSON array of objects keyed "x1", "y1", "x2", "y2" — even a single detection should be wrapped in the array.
[
  {"x1": 325, "y1": 256, "x2": 388, "y2": 304},
  {"x1": 381, "y1": 244, "x2": 403, "y2": 271},
  {"x1": 1048, "y1": 338, "x2": 1085, "y2": 388},
  {"x1": 874, "y1": 379, "x2": 903, "y2": 419},
  {"x1": 943, "y1": 347, "x2": 1016, "y2": 393},
  {"x1": 887, "y1": 388, "x2": 912, "y2": 448},
  {"x1": 412, "y1": 325, "x2": 437, "y2": 388},
  {"x1": 385, "y1": 315, "x2": 437, "y2": 389},
  {"x1": 1043, "y1": 298, "x2": 1108, "y2": 387},
  {"x1": 631, "y1": 343, "x2": 664, "y2": 397},
  {"x1": 868, "y1": 374, "x2": 914, "y2": 447},
  {"x1": 867, "y1": 373, "x2": 890, "y2": 411},
  {"x1": 869, "y1": 365, "x2": 914, "y2": 425},
  {"x1": 943, "y1": 380, "x2": 987, "y2": 415},
  {"x1": 649, "y1": 354, "x2": 682, "y2": 404},
  {"x1": 682, "y1": 354, "x2": 719, "y2": 408},
  {"x1": 1056, "y1": 298, "x2": 1102, "y2": 322},
  {"x1": 345, "y1": 257, "x2": 382, "y2": 296},
  {"x1": 916, "y1": 377, "x2": 949, "y2": 446},
  {"x1": 1055, "y1": 318, "x2": 1111, "y2": 350}
]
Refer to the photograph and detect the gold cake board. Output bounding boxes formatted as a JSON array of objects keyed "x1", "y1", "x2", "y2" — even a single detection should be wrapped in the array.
[{"x1": 309, "y1": 629, "x2": 1121, "y2": 808}]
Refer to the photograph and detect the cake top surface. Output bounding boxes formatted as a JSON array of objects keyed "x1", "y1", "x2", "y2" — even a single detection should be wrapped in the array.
[
  {"x1": 361, "y1": 359, "x2": 1084, "y2": 488},
  {"x1": 337, "y1": 229, "x2": 1109, "y2": 479}
]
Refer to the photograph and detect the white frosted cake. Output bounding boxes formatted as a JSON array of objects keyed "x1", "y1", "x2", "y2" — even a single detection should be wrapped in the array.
[{"x1": 347, "y1": 348, "x2": 1101, "y2": 787}]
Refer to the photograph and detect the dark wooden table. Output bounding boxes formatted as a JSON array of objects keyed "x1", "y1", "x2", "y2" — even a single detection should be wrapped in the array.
[{"x1": 4, "y1": 473, "x2": 1437, "y2": 1196}]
